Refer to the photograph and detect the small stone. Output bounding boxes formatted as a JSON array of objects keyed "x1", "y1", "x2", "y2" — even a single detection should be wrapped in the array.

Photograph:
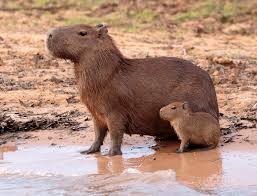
[
  {"x1": 194, "y1": 23, "x2": 206, "y2": 35},
  {"x1": 23, "y1": 135, "x2": 31, "y2": 139},
  {"x1": 33, "y1": 53, "x2": 44, "y2": 65},
  {"x1": 50, "y1": 76, "x2": 63, "y2": 84},
  {"x1": 251, "y1": 103, "x2": 257, "y2": 111},
  {"x1": 0, "y1": 140, "x2": 7, "y2": 145},
  {"x1": 66, "y1": 96, "x2": 80, "y2": 104}
]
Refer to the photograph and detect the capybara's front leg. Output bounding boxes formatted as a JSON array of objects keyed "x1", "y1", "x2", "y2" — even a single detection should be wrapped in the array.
[
  {"x1": 80, "y1": 118, "x2": 107, "y2": 154},
  {"x1": 176, "y1": 138, "x2": 189, "y2": 153},
  {"x1": 107, "y1": 114, "x2": 125, "y2": 156}
]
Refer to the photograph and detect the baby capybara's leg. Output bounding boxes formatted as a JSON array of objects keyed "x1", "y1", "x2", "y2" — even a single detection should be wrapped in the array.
[
  {"x1": 107, "y1": 114, "x2": 125, "y2": 156},
  {"x1": 176, "y1": 138, "x2": 190, "y2": 153},
  {"x1": 80, "y1": 118, "x2": 107, "y2": 154}
]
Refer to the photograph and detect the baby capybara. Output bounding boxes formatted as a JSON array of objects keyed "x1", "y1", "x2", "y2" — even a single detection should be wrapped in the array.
[
  {"x1": 46, "y1": 24, "x2": 219, "y2": 155},
  {"x1": 160, "y1": 102, "x2": 220, "y2": 153}
]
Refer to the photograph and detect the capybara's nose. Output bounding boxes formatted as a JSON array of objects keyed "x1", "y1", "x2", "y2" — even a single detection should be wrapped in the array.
[
  {"x1": 47, "y1": 29, "x2": 55, "y2": 40},
  {"x1": 48, "y1": 33, "x2": 53, "y2": 39},
  {"x1": 159, "y1": 108, "x2": 164, "y2": 117}
]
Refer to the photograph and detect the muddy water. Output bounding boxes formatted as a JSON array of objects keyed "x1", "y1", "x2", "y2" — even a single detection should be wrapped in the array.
[{"x1": 1, "y1": 143, "x2": 257, "y2": 195}]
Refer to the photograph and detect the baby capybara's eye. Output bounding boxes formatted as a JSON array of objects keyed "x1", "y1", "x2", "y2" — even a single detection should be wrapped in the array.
[
  {"x1": 171, "y1": 106, "x2": 176, "y2": 110},
  {"x1": 78, "y1": 31, "x2": 88, "y2": 36}
]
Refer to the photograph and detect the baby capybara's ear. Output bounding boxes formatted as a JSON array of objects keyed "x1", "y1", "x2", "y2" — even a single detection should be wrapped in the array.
[
  {"x1": 182, "y1": 102, "x2": 189, "y2": 110},
  {"x1": 96, "y1": 24, "x2": 108, "y2": 38}
]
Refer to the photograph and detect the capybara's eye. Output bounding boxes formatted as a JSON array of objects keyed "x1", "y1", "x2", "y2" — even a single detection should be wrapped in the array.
[
  {"x1": 78, "y1": 31, "x2": 88, "y2": 36},
  {"x1": 171, "y1": 106, "x2": 176, "y2": 110}
]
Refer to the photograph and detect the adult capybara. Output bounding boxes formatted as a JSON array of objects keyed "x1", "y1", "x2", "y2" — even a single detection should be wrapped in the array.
[
  {"x1": 46, "y1": 24, "x2": 219, "y2": 156},
  {"x1": 160, "y1": 102, "x2": 220, "y2": 153}
]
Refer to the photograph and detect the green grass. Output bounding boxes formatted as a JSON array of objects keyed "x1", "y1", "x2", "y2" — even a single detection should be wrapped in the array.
[
  {"x1": 5, "y1": 1, "x2": 21, "y2": 9},
  {"x1": 33, "y1": 0, "x2": 61, "y2": 7},
  {"x1": 64, "y1": 14, "x2": 134, "y2": 32},
  {"x1": 218, "y1": 1, "x2": 242, "y2": 23},
  {"x1": 171, "y1": 0, "x2": 217, "y2": 22},
  {"x1": 64, "y1": 13, "x2": 123, "y2": 27},
  {"x1": 126, "y1": 9, "x2": 158, "y2": 23},
  {"x1": 64, "y1": 7, "x2": 159, "y2": 33},
  {"x1": 171, "y1": 0, "x2": 255, "y2": 23},
  {"x1": 66, "y1": 0, "x2": 117, "y2": 9},
  {"x1": 64, "y1": 16, "x2": 103, "y2": 25},
  {"x1": 4, "y1": 0, "x2": 256, "y2": 32},
  {"x1": 33, "y1": 0, "x2": 50, "y2": 7},
  {"x1": 169, "y1": 0, "x2": 256, "y2": 35}
]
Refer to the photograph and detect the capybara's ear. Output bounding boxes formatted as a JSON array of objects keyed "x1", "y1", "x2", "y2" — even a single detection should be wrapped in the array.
[
  {"x1": 96, "y1": 24, "x2": 108, "y2": 38},
  {"x1": 182, "y1": 102, "x2": 189, "y2": 110}
]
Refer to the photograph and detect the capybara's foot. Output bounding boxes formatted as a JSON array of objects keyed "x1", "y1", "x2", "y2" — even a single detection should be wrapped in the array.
[
  {"x1": 176, "y1": 140, "x2": 189, "y2": 153},
  {"x1": 108, "y1": 148, "x2": 122, "y2": 156},
  {"x1": 176, "y1": 147, "x2": 190, "y2": 153},
  {"x1": 80, "y1": 144, "x2": 100, "y2": 154},
  {"x1": 176, "y1": 148, "x2": 186, "y2": 153}
]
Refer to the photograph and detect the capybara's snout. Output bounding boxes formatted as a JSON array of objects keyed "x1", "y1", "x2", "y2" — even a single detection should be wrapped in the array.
[
  {"x1": 46, "y1": 28, "x2": 59, "y2": 46},
  {"x1": 47, "y1": 31, "x2": 53, "y2": 40},
  {"x1": 159, "y1": 107, "x2": 169, "y2": 120},
  {"x1": 46, "y1": 29, "x2": 56, "y2": 50}
]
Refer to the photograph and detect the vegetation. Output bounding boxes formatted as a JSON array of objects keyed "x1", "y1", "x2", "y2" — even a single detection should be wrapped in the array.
[{"x1": 0, "y1": 0, "x2": 256, "y2": 32}]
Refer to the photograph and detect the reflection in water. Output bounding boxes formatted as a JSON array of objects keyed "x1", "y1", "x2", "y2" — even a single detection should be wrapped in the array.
[
  {"x1": 1, "y1": 143, "x2": 257, "y2": 195},
  {"x1": 0, "y1": 145, "x2": 17, "y2": 160},
  {"x1": 95, "y1": 142, "x2": 222, "y2": 193}
]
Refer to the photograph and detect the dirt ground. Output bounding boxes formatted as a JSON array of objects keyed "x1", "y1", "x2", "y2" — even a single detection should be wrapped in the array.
[{"x1": 0, "y1": 0, "x2": 256, "y2": 150}]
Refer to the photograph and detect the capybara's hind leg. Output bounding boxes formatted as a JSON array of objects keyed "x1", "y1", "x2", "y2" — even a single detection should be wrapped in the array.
[
  {"x1": 80, "y1": 118, "x2": 107, "y2": 154},
  {"x1": 107, "y1": 114, "x2": 125, "y2": 156},
  {"x1": 176, "y1": 139, "x2": 189, "y2": 153}
]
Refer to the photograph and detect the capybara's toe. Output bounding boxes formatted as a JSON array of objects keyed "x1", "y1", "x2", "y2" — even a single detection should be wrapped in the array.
[
  {"x1": 176, "y1": 148, "x2": 184, "y2": 153},
  {"x1": 80, "y1": 146, "x2": 100, "y2": 154},
  {"x1": 108, "y1": 148, "x2": 122, "y2": 156}
]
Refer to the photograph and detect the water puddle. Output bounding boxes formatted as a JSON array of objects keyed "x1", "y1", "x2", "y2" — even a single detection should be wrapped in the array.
[{"x1": 0, "y1": 143, "x2": 257, "y2": 195}]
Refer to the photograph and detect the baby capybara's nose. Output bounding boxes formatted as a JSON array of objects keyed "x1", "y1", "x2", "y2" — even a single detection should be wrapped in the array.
[
  {"x1": 159, "y1": 107, "x2": 169, "y2": 120},
  {"x1": 48, "y1": 33, "x2": 53, "y2": 39},
  {"x1": 159, "y1": 108, "x2": 164, "y2": 117}
]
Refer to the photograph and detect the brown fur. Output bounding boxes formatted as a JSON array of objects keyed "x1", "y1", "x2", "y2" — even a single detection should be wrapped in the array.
[
  {"x1": 160, "y1": 102, "x2": 220, "y2": 153},
  {"x1": 46, "y1": 24, "x2": 219, "y2": 156}
]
